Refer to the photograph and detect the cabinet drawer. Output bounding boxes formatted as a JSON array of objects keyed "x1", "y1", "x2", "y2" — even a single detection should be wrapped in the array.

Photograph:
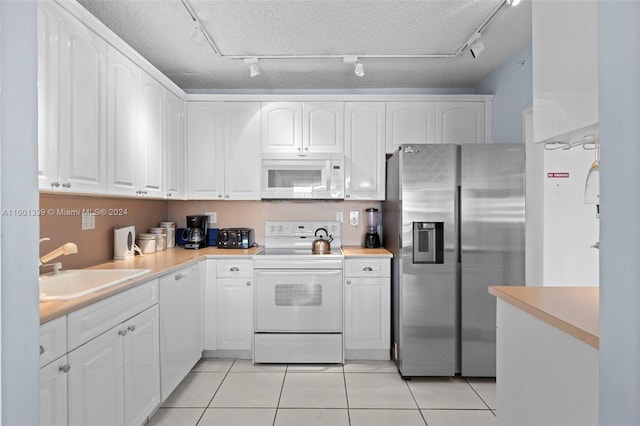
[
  {"x1": 40, "y1": 316, "x2": 67, "y2": 367},
  {"x1": 344, "y1": 258, "x2": 390, "y2": 277},
  {"x1": 67, "y1": 280, "x2": 158, "y2": 351},
  {"x1": 216, "y1": 259, "x2": 254, "y2": 278}
]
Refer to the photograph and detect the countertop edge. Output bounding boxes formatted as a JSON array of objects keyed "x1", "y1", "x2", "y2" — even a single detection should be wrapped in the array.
[
  {"x1": 489, "y1": 286, "x2": 599, "y2": 349},
  {"x1": 341, "y1": 246, "x2": 393, "y2": 258}
]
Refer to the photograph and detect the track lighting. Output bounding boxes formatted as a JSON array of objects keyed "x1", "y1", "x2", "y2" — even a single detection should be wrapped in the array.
[
  {"x1": 506, "y1": 0, "x2": 522, "y2": 6},
  {"x1": 354, "y1": 62, "x2": 365, "y2": 77},
  {"x1": 344, "y1": 56, "x2": 364, "y2": 77},
  {"x1": 468, "y1": 33, "x2": 485, "y2": 59},
  {"x1": 244, "y1": 58, "x2": 261, "y2": 77},
  {"x1": 190, "y1": 23, "x2": 205, "y2": 46}
]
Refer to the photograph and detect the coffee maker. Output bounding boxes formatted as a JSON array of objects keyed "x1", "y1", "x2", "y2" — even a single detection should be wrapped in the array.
[
  {"x1": 364, "y1": 208, "x2": 381, "y2": 248},
  {"x1": 183, "y1": 215, "x2": 208, "y2": 249}
]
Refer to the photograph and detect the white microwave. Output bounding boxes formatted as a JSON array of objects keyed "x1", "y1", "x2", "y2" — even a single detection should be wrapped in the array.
[{"x1": 261, "y1": 153, "x2": 344, "y2": 199}]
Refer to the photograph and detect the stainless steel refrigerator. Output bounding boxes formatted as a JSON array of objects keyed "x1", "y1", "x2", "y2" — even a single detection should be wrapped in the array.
[{"x1": 383, "y1": 144, "x2": 524, "y2": 377}]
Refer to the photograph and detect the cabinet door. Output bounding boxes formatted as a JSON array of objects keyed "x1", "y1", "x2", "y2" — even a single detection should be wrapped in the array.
[
  {"x1": 139, "y1": 72, "x2": 165, "y2": 197},
  {"x1": 344, "y1": 102, "x2": 385, "y2": 200},
  {"x1": 123, "y1": 305, "x2": 160, "y2": 426},
  {"x1": 216, "y1": 278, "x2": 253, "y2": 350},
  {"x1": 40, "y1": 356, "x2": 69, "y2": 426},
  {"x1": 68, "y1": 325, "x2": 125, "y2": 426},
  {"x1": 159, "y1": 264, "x2": 203, "y2": 399},
  {"x1": 303, "y1": 102, "x2": 344, "y2": 153},
  {"x1": 261, "y1": 102, "x2": 302, "y2": 153},
  {"x1": 385, "y1": 102, "x2": 436, "y2": 153},
  {"x1": 186, "y1": 102, "x2": 224, "y2": 199},
  {"x1": 436, "y1": 102, "x2": 486, "y2": 144},
  {"x1": 344, "y1": 277, "x2": 390, "y2": 351},
  {"x1": 224, "y1": 102, "x2": 261, "y2": 200},
  {"x1": 165, "y1": 91, "x2": 185, "y2": 199},
  {"x1": 106, "y1": 45, "x2": 140, "y2": 196}
]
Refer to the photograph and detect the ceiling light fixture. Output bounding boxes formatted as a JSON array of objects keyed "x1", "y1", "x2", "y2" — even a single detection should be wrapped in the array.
[
  {"x1": 190, "y1": 23, "x2": 205, "y2": 46},
  {"x1": 584, "y1": 137, "x2": 600, "y2": 205},
  {"x1": 244, "y1": 58, "x2": 261, "y2": 77},
  {"x1": 354, "y1": 62, "x2": 365, "y2": 77},
  {"x1": 468, "y1": 33, "x2": 486, "y2": 59},
  {"x1": 344, "y1": 56, "x2": 364, "y2": 77},
  {"x1": 506, "y1": 0, "x2": 522, "y2": 6},
  {"x1": 181, "y1": 0, "x2": 221, "y2": 55}
]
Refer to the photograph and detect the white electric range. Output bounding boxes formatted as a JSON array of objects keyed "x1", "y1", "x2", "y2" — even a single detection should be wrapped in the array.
[{"x1": 253, "y1": 221, "x2": 344, "y2": 364}]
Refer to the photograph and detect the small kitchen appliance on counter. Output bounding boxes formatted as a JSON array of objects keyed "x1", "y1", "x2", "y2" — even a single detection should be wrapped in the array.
[
  {"x1": 217, "y1": 228, "x2": 255, "y2": 249},
  {"x1": 253, "y1": 221, "x2": 343, "y2": 364},
  {"x1": 114, "y1": 225, "x2": 136, "y2": 259},
  {"x1": 363, "y1": 208, "x2": 382, "y2": 248},
  {"x1": 183, "y1": 215, "x2": 208, "y2": 249}
]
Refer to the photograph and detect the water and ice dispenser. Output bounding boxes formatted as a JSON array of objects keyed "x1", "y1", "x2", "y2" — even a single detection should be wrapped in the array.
[{"x1": 413, "y1": 222, "x2": 444, "y2": 264}]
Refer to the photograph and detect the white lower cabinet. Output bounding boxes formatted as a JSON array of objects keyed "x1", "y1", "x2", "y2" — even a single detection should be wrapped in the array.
[
  {"x1": 344, "y1": 257, "x2": 391, "y2": 360},
  {"x1": 159, "y1": 264, "x2": 204, "y2": 400},
  {"x1": 68, "y1": 304, "x2": 160, "y2": 426},
  {"x1": 40, "y1": 355, "x2": 69, "y2": 426}
]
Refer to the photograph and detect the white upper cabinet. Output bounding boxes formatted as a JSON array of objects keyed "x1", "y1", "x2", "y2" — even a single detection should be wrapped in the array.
[
  {"x1": 38, "y1": 1, "x2": 107, "y2": 193},
  {"x1": 303, "y1": 102, "x2": 345, "y2": 153},
  {"x1": 344, "y1": 102, "x2": 386, "y2": 200},
  {"x1": 262, "y1": 102, "x2": 343, "y2": 153},
  {"x1": 186, "y1": 102, "x2": 261, "y2": 200},
  {"x1": 106, "y1": 45, "x2": 141, "y2": 196},
  {"x1": 224, "y1": 102, "x2": 262, "y2": 200},
  {"x1": 435, "y1": 102, "x2": 486, "y2": 144},
  {"x1": 165, "y1": 91, "x2": 185, "y2": 199},
  {"x1": 532, "y1": 0, "x2": 598, "y2": 142},
  {"x1": 186, "y1": 102, "x2": 224, "y2": 199},
  {"x1": 385, "y1": 102, "x2": 436, "y2": 153},
  {"x1": 139, "y1": 72, "x2": 166, "y2": 198}
]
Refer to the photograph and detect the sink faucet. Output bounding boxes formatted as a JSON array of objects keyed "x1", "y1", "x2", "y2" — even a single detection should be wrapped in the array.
[{"x1": 40, "y1": 238, "x2": 78, "y2": 274}]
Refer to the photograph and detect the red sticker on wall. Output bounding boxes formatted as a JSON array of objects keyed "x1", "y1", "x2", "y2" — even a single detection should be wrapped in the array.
[{"x1": 547, "y1": 172, "x2": 570, "y2": 178}]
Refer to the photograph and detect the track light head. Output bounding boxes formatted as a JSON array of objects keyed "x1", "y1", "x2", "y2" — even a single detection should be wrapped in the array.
[
  {"x1": 354, "y1": 62, "x2": 365, "y2": 77},
  {"x1": 467, "y1": 32, "x2": 485, "y2": 59},
  {"x1": 244, "y1": 58, "x2": 261, "y2": 77},
  {"x1": 506, "y1": 0, "x2": 522, "y2": 6}
]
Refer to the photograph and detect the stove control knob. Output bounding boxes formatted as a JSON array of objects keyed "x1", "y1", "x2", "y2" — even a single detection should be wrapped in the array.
[
  {"x1": 278, "y1": 225, "x2": 284, "y2": 232},
  {"x1": 269, "y1": 225, "x2": 276, "y2": 233}
]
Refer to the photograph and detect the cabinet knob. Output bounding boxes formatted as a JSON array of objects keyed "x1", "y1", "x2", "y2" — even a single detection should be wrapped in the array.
[
  {"x1": 345, "y1": 194, "x2": 351, "y2": 198},
  {"x1": 62, "y1": 182, "x2": 71, "y2": 188},
  {"x1": 246, "y1": 281, "x2": 251, "y2": 286},
  {"x1": 230, "y1": 266, "x2": 240, "y2": 272},
  {"x1": 362, "y1": 267, "x2": 373, "y2": 271},
  {"x1": 40, "y1": 345, "x2": 45, "y2": 355},
  {"x1": 166, "y1": 192, "x2": 172, "y2": 197},
  {"x1": 51, "y1": 181, "x2": 60, "y2": 188},
  {"x1": 304, "y1": 147, "x2": 309, "y2": 151},
  {"x1": 346, "y1": 280, "x2": 351, "y2": 285},
  {"x1": 218, "y1": 194, "x2": 223, "y2": 198},
  {"x1": 59, "y1": 364, "x2": 71, "y2": 373},
  {"x1": 297, "y1": 147, "x2": 301, "y2": 151},
  {"x1": 118, "y1": 329, "x2": 127, "y2": 336},
  {"x1": 225, "y1": 194, "x2": 230, "y2": 199},
  {"x1": 127, "y1": 325, "x2": 136, "y2": 332}
]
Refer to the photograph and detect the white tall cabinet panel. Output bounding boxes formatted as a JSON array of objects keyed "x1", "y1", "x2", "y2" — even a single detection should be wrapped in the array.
[
  {"x1": 302, "y1": 102, "x2": 344, "y2": 153},
  {"x1": 40, "y1": 356, "x2": 69, "y2": 426},
  {"x1": 385, "y1": 102, "x2": 436, "y2": 153},
  {"x1": 165, "y1": 91, "x2": 185, "y2": 199},
  {"x1": 139, "y1": 73, "x2": 165, "y2": 197},
  {"x1": 261, "y1": 102, "x2": 302, "y2": 153},
  {"x1": 68, "y1": 325, "x2": 125, "y2": 426},
  {"x1": 216, "y1": 279, "x2": 253, "y2": 351},
  {"x1": 435, "y1": 102, "x2": 486, "y2": 144},
  {"x1": 344, "y1": 102, "x2": 385, "y2": 200},
  {"x1": 37, "y1": 1, "x2": 107, "y2": 193},
  {"x1": 186, "y1": 102, "x2": 224, "y2": 199},
  {"x1": 106, "y1": 45, "x2": 141, "y2": 196},
  {"x1": 224, "y1": 102, "x2": 261, "y2": 200}
]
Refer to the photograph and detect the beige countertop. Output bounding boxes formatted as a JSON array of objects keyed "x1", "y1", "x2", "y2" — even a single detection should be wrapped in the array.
[
  {"x1": 40, "y1": 246, "x2": 262, "y2": 324},
  {"x1": 341, "y1": 246, "x2": 393, "y2": 257},
  {"x1": 489, "y1": 286, "x2": 599, "y2": 349}
]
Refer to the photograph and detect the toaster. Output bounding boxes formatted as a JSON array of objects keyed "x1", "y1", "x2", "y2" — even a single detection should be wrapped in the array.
[{"x1": 217, "y1": 228, "x2": 255, "y2": 249}]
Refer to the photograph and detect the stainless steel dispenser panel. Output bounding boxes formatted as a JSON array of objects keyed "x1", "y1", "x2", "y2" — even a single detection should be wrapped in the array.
[{"x1": 460, "y1": 144, "x2": 525, "y2": 377}]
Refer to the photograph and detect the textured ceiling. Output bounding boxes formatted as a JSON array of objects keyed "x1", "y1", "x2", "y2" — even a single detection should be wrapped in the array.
[{"x1": 77, "y1": 0, "x2": 532, "y2": 91}]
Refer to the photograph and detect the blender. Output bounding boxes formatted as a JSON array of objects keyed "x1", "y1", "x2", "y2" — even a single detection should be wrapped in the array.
[{"x1": 363, "y1": 208, "x2": 381, "y2": 248}]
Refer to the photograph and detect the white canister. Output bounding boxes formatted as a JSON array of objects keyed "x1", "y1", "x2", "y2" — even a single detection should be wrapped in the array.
[
  {"x1": 149, "y1": 227, "x2": 166, "y2": 251},
  {"x1": 160, "y1": 221, "x2": 176, "y2": 248},
  {"x1": 137, "y1": 233, "x2": 157, "y2": 254}
]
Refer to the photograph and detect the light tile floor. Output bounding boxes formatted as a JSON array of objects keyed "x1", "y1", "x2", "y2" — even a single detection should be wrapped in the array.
[{"x1": 147, "y1": 359, "x2": 496, "y2": 426}]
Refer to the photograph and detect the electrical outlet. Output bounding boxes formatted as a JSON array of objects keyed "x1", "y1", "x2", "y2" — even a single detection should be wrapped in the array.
[
  {"x1": 205, "y1": 211, "x2": 217, "y2": 224},
  {"x1": 349, "y1": 211, "x2": 359, "y2": 227},
  {"x1": 82, "y1": 213, "x2": 95, "y2": 230},
  {"x1": 336, "y1": 211, "x2": 344, "y2": 223}
]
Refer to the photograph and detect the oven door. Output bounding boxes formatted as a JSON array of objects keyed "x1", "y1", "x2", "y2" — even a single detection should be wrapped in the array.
[{"x1": 255, "y1": 269, "x2": 342, "y2": 332}]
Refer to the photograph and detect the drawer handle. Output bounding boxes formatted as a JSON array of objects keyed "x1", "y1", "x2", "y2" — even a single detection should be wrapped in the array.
[
  {"x1": 40, "y1": 345, "x2": 45, "y2": 355},
  {"x1": 59, "y1": 364, "x2": 71, "y2": 373},
  {"x1": 246, "y1": 281, "x2": 251, "y2": 286},
  {"x1": 230, "y1": 267, "x2": 240, "y2": 272},
  {"x1": 175, "y1": 270, "x2": 192, "y2": 281},
  {"x1": 118, "y1": 329, "x2": 127, "y2": 336},
  {"x1": 127, "y1": 325, "x2": 136, "y2": 332},
  {"x1": 346, "y1": 280, "x2": 351, "y2": 285},
  {"x1": 362, "y1": 267, "x2": 373, "y2": 272}
]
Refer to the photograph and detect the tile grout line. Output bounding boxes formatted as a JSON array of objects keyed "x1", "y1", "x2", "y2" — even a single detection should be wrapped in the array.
[
  {"x1": 272, "y1": 364, "x2": 289, "y2": 426},
  {"x1": 463, "y1": 377, "x2": 494, "y2": 412},
  {"x1": 340, "y1": 365, "x2": 352, "y2": 426},
  {"x1": 195, "y1": 359, "x2": 238, "y2": 425},
  {"x1": 402, "y1": 377, "x2": 429, "y2": 426}
]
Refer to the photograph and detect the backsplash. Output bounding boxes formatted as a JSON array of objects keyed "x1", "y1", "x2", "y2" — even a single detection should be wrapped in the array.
[
  {"x1": 39, "y1": 195, "x2": 382, "y2": 270},
  {"x1": 167, "y1": 200, "x2": 381, "y2": 246},
  {"x1": 40, "y1": 194, "x2": 168, "y2": 269}
]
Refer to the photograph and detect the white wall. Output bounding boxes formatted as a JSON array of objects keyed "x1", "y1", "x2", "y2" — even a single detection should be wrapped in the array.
[
  {"x1": 598, "y1": 1, "x2": 640, "y2": 424},
  {"x1": 0, "y1": 0, "x2": 40, "y2": 424}
]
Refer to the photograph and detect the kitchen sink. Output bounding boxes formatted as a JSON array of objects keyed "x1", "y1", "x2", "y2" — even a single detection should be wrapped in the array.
[{"x1": 39, "y1": 269, "x2": 151, "y2": 302}]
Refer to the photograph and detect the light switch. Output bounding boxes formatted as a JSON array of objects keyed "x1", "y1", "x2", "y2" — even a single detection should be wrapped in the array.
[
  {"x1": 349, "y1": 211, "x2": 359, "y2": 227},
  {"x1": 336, "y1": 212, "x2": 344, "y2": 223},
  {"x1": 82, "y1": 213, "x2": 95, "y2": 230}
]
